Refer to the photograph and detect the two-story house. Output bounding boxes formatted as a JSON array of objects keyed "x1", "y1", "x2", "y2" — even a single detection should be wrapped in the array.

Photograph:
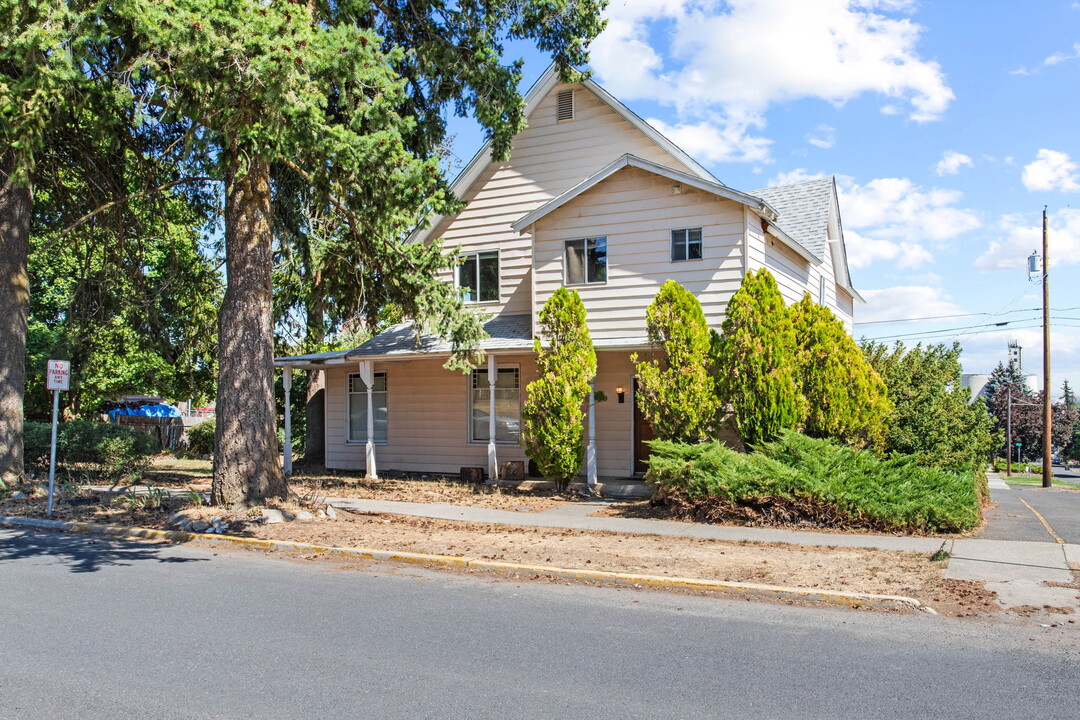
[{"x1": 275, "y1": 64, "x2": 861, "y2": 485}]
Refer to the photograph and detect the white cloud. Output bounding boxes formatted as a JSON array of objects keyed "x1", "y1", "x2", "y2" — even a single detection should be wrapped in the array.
[
  {"x1": 975, "y1": 209, "x2": 1080, "y2": 271},
  {"x1": 1045, "y1": 43, "x2": 1080, "y2": 66},
  {"x1": 646, "y1": 117, "x2": 772, "y2": 164},
  {"x1": 845, "y1": 230, "x2": 933, "y2": 269},
  {"x1": 838, "y1": 177, "x2": 981, "y2": 243},
  {"x1": 934, "y1": 150, "x2": 973, "y2": 176},
  {"x1": 806, "y1": 124, "x2": 836, "y2": 149},
  {"x1": 592, "y1": 0, "x2": 954, "y2": 163},
  {"x1": 1021, "y1": 149, "x2": 1080, "y2": 192},
  {"x1": 768, "y1": 168, "x2": 827, "y2": 186},
  {"x1": 858, "y1": 286, "x2": 964, "y2": 323}
]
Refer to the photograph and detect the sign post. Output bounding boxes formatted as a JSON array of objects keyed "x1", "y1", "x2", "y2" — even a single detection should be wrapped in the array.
[{"x1": 45, "y1": 360, "x2": 70, "y2": 516}]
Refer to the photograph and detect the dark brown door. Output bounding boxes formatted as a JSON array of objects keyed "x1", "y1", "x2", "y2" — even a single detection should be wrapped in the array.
[{"x1": 633, "y1": 379, "x2": 655, "y2": 475}]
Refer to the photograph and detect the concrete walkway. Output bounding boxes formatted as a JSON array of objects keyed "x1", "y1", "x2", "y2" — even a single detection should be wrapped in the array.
[{"x1": 323, "y1": 475, "x2": 1080, "y2": 612}]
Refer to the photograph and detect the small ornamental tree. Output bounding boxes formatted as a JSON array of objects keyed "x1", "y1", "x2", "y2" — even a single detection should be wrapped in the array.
[
  {"x1": 632, "y1": 280, "x2": 721, "y2": 442},
  {"x1": 714, "y1": 269, "x2": 804, "y2": 446},
  {"x1": 790, "y1": 294, "x2": 890, "y2": 450},
  {"x1": 522, "y1": 288, "x2": 596, "y2": 490}
]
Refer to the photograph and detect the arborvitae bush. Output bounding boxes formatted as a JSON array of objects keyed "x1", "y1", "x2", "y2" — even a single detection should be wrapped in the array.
[
  {"x1": 522, "y1": 288, "x2": 596, "y2": 489},
  {"x1": 632, "y1": 280, "x2": 722, "y2": 442},
  {"x1": 790, "y1": 294, "x2": 890, "y2": 450},
  {"x1": 714, "y1": 269, "x2": 804, "y2": 446}
]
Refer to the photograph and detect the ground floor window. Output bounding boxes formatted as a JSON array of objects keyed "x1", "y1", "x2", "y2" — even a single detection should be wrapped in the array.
[
  {"x1": 348, "y1": 371, "x2": 387, "y2": 443},
  {"x1": 470, "y1": 367, "x2": 520, "y2": 444}
]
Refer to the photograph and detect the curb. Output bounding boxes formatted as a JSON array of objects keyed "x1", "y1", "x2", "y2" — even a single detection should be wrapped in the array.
[{"x1": 0, "y1": 515, "x2": 934, "y2": 614}]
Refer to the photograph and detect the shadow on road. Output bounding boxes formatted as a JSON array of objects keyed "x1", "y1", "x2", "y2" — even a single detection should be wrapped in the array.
[{"x1": 0, "y1": 529, "x2": 206, "y2": 574}]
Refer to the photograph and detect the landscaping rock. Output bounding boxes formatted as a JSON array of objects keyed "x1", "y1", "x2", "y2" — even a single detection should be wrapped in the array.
[
  {"x1": 325, "y1": 504, "x2": 337, "y2": 520},
  {"x1": 168, "y1": 512, "x2": 192, "y2": 531},
  {"x1": 294, "y1": 510, "x2": 315, "y2": 521},
  {"x1": 10, "y1": 491, "x2": 26, "y2": 500},
  {"x1": 190, "y1": 519, "x2": 210, "y2": 533},
  {"x1": 261, "y1": 508, "x2": 285, "y2": 524}
]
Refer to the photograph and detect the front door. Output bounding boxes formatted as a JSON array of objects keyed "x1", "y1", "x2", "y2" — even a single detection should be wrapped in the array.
[{"x1": 632, "y1": 379, "x2": 655, "y2": 475}]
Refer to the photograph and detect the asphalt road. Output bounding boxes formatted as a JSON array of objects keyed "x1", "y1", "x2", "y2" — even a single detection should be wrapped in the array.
[
  {"x1": 3, "y1": 528, "x2": 1080, "y2": 719},
  {"x1": 980, "y1": 467, "x2": 1080, "y2": 543}
]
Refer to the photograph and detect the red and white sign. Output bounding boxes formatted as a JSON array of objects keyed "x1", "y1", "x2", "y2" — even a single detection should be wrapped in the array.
[{"x1": 46, "y1": 360, "x2": 70, "y2": 391}]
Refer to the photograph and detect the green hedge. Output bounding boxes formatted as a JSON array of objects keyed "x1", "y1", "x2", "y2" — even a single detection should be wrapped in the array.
[
  {"x1": 185, "y1": 419, "x2": 215, "y2": 457},
  {"x1": 646, "y1": 431, "x2": 982, "y2": 534},
  {"x1": 24, "y1": 420, "x2": 155, "y2": 481}
]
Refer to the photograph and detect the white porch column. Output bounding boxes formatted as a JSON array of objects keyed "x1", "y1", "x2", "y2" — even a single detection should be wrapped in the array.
[
  {"x1": 282, "y1": 367, "x2": 293, "y2": 476},
  {"x1": 587, "y1": 378, "x2": 597, "y2": 487},
  {"x1": 487, "y1": 354, "x2": 499, "y2": 483},
  {"x1": 358, "y1": 359, "x2": 377, "y2": 479}
]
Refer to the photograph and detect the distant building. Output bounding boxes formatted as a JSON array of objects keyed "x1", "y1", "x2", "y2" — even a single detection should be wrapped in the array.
[
  {"x1": 961, "y1": 374, "x2": 991, "y2": 403},
  {"x1": 962, "y1": 341, "x2": 1038, "y2": 403}
]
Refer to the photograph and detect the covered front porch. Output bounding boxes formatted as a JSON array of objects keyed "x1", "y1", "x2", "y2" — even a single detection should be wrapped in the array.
[{"x1": 274, "y1": 316, "x2": 656, "y2": 487}]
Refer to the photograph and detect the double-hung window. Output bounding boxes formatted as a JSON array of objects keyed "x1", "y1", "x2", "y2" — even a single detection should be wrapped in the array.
[
  {"x1": 458, "y1": 250, "x2": 499, "y2": 303},
  {"x1": 348, "y1": 372, "x2": 387, "y2": 443},
  {"x1": 671, "y1": 227, "x2": 702, "y2": 262},
  {"x1": 564, "y1": 236, "x2": 607, "y2": 285},
  {"x1": 469, "y1": 368, "x2": 520, "y2": 444}
]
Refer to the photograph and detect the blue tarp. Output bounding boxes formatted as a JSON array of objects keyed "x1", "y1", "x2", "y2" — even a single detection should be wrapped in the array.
[{"x1": 107, "y1": 403, "x2": 181, "y2": 418}]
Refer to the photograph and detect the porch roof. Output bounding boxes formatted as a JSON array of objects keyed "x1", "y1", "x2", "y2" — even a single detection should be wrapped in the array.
[{"x1": 274, "y1": 314, "x2": 535, "y2": 368}]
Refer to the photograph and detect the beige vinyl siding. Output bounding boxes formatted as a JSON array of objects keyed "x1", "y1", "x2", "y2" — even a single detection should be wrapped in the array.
[
  {"x1": 433, "y1": 83, "x2": 699, "y2": 317},
  {"x1": 764, "y1": 236, "x2": 812, "y2": 306},
  {"x1": 532, "y1": 166, "x2": 745, "y2": 339},
  {"x1": 324, "y1": 356, "x2": 538, "y2": 474}
]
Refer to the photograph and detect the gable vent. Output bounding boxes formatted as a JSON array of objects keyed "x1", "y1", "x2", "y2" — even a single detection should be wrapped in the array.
[{"x1": 556, "y1": 89, "x2": 574, "y2": 121}]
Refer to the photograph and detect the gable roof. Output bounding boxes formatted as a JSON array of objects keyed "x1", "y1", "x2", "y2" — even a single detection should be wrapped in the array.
[
  {"x1": 513, "y1": 154, "x2": 821, "y2": 266},
  {"x1": 751, "y1": 177, "x2": 833, "y2": 262},
  {"x1": 408, "y1": 64, "x2": 722, "y2": 246}
]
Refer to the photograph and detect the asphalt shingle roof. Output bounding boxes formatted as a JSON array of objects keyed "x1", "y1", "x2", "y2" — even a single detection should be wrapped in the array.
[
  {"x1": 751, "y1": 176, "x2": 834, "y2": 261},
  {"x1": 346, "y1": 313, "x2": 533, "y2": 358}
]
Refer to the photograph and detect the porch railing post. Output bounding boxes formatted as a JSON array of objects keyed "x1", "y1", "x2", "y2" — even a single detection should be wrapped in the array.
[
  {"x1": 283, "y1": 367, "x2": 293, "y2": 476},
  {"x1": 487, "y1": 354, "x2": 499, "y2": 483},
  {"x1": 359, "y1": 359, "x2": 377, "y2": 479},
  {"x1": 587, "y1": 378, "x2": 597, "y2": 488}
]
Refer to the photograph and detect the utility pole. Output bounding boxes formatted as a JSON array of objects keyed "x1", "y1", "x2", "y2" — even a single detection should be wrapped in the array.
[{"x1": 1041, "y1": 208, "x2": 1052, "y2": 489}]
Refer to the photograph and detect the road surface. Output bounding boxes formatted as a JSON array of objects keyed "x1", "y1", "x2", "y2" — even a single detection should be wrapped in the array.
[{"x1": 2, "y1": 528, "x2": 1079, "y2": 719}]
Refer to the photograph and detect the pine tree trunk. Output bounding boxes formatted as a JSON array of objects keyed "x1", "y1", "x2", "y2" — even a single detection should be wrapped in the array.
[
  {"x1": 212, "y1": 148, "x2": 287, "y2": 506},
  {"x1": 0, "y1": 149, "x2": 31, "y2": 487},
  {"x1": 304, "y1": 285, "x2": 325, "y2": 465}
]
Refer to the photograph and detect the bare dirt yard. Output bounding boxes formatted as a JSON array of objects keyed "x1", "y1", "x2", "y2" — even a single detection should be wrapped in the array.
[
  {"x1": 0, "y1": 484, "x2": 1004, "y2": 618},
  {"x1": 140, "y1": 456, "x2": 569, "y2": 512}
]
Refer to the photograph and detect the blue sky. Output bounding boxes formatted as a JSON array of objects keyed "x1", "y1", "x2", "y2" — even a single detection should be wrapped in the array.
[{"x1": 444, "y1": 0, "x2": 1080, "y2": 394}]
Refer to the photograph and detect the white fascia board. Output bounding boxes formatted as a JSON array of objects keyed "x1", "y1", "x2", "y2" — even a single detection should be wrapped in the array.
[
  {"x1": 825, "y1": 176, "x2": 864, "y2": 302},
  {"x1": 512, "y1": 154, "x2": 771, "y2": 233}
]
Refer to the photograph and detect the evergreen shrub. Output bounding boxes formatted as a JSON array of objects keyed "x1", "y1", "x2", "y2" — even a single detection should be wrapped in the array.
[
  {"x1": 23, "y1": 420, "x2": 155, "y2": 481},
  {"x1": 646, "y1": 431, "x2": 981, "y2": 534},
  {"x1": 186, "y1": 419, "x2": 216, "y2": 457}
]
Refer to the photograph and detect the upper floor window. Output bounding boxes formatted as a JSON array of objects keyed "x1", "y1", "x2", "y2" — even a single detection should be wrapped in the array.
[
  {"x1": 458, "y1": 250, "x2": 499, "y2": 303},
  {"x1": 564, "y1": 237, "x2": 607, "y2": 285},
  {"x1": 671, "y1": 227, "x2": 702, "y2": 262}
]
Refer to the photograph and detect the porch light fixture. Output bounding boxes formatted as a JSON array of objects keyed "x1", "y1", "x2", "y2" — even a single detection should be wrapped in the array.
[{"x1": 616, "y1": 386, "x2": 625, "y2": 403}]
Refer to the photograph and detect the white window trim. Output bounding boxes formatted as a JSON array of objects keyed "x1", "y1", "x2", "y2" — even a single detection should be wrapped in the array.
[
  {"x1": 563, "y1": 236, "x2": 608, "y2": 286},
  {"x1": 456, "y1": 249, "x2": 501, "y2": 305},
  {"x1": 345, "y1": 371, "x2": 389, "y2": 445},
  {"x1": 467, "y1": 364, "x2": 521, "y2": 446},
  {"x1": 670, "y1": 226, "x2": 703, "y2": 263}
]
